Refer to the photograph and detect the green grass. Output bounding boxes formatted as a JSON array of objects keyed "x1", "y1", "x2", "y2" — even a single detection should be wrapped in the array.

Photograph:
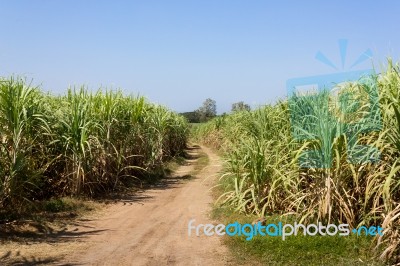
[
  {"x1": 191, "y1": 149, "x2": 209, "y2": 176},
  {"x1": 0, "y1": 196, "x2": 100, "y2": 224},
  {"x1": 212, "y1": 206, "x2": 385, "y2": 266},
  {"x1": 42, "y1": 197, "x2": 95, "y2": 213},
  {"x1": 165, "y1": 156, "x2": 187, "y2": 173},
  {"x1": 227, "y1": 233, "x2": 381, "y2": 266}
]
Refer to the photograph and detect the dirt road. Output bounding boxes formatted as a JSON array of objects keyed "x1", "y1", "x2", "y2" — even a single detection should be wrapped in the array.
[{"x1": 58, "y1": 145, "x2": 229, "y2": 265}]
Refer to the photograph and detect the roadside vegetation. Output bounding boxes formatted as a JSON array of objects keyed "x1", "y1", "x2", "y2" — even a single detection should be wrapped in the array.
[
  {"x1": 0, "y1": 77, "x2": 188, "y2": 218},
  {"x1": 194, "y1": 59, "x2": 400, "y2": 264}
]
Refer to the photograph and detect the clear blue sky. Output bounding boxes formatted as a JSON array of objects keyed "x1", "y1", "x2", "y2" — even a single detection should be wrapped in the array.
[{"x1": 1, "y1": 1, "x2": 399, "y2": 113}]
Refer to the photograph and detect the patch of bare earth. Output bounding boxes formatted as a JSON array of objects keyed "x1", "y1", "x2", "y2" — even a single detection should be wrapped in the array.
[{"x1": 1, "y1": 145, "x2": 230, "y2": 265}]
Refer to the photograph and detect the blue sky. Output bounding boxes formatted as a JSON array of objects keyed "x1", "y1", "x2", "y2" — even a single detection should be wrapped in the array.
[{"x1": 0, "y1": 1, "x2": 399, "y2": 113}]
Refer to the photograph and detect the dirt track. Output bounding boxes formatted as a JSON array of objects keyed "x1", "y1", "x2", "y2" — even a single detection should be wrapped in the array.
[{"x1": 58, "y1": 145, "x2": 229, "y2": 265}]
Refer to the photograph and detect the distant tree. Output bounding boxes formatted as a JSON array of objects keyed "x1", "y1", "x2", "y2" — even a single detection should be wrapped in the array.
[
  {"x1": 180, "y1": 111, "x2": 200, "y2": 123},
  {"x1": 231, "y1": 101, "x2": 251, "y2": 112},
  {"x1": 196, "y1": 98, "x2": 217, "y2": 122}
]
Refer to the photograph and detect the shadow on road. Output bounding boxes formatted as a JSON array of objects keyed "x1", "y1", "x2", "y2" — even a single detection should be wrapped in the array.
[
  {"x1": 0, "y1": 250, "x2": 78, "y2": 265},
  {"x1": 0, "y1": 145, "x2": 202, "y2": 265},
  {"x1": 0, "y1": 222, "x2": 107, "y2": 265}
]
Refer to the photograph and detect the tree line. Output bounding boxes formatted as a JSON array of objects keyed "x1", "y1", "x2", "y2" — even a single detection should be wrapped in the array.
[{"x1": 181, "y1": 99, "x2": 251, "y2": 123}]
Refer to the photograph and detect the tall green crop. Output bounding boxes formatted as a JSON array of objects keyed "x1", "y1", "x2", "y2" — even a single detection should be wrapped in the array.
[
  {"x1": 194, "y1": 59, "x2": 400, "y2": 263},
  {"x1": 0, "y1": 80, "x2": 188, "y2": 207}
]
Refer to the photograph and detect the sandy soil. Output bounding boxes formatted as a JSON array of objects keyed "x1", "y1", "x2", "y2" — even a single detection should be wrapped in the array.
[{"x1": 0, "y1": 145, "x2": 230, "y2": 265}]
